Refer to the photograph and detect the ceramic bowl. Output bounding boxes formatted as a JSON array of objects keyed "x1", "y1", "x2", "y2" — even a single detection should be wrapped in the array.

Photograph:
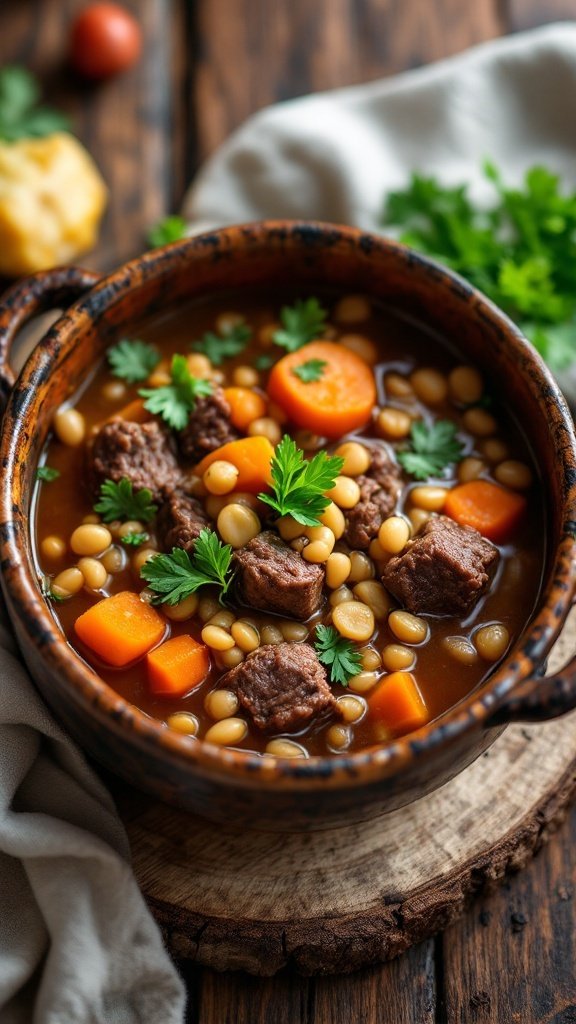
[{"x1": 0, "y1": 222, "x2": 575, "y2": 831}]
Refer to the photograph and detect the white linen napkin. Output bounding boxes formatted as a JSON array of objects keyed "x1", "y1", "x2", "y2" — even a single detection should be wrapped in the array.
[
  {"x1": 2, "y1": 23, "x2": 576, "y2": 1024},
  {"x1": 183, "y1": 21, "x2": 576, "y2": 402}
]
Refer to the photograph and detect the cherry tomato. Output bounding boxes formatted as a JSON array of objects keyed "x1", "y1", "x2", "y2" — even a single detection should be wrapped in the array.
[{"x1": 70, "y1": 3, "x2": 142, "y2": 80}]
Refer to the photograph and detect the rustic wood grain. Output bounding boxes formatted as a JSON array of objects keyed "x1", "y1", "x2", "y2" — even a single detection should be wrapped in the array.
[
  {"x1": 0, "y1": 0, "x2": 188, "y2": 268},
  {"x1": 192, "y1": 0, "x2": 506, "y2": 158}
]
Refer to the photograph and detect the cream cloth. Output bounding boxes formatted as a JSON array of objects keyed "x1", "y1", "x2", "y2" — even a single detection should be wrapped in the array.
[
  {"x1": 2, "y1": 23, "x2": 576, "y2": 1024},
  {"x1": 183, "y1": 21, "x2": 576, "y2": 401}
]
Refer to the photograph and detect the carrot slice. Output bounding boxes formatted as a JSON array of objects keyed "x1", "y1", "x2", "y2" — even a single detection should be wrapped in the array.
[
  {"x1": 195, "y1": 436, "x2": 274, "y2": 493},
  {"x1": 267, "y1": 340, "x2": 376, "y2": 438},
  {"x1": 223, "y1": 387, "x2": 267, "y2": 431},
  {"x1": 444, "y1": 480, "x2": 526, "y2": 543},
  {"x1": 147, "y1": 634, "x2": 210, "y2": 697},
  {"x1": 109, "y1": 398, "x2": 153, "y2": 424},
  {"x1": 366, "y1": 671, "x2": 429, "y2": 739},
  {"x1": 75, "y1": 591, "x2": 165, "y2": 667}
]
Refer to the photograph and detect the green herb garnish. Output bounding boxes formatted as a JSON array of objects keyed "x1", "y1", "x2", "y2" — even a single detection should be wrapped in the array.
[
  {"x1": 291, "y1": 358, "x2": 327, "y2": 383},
  {"x1": 36, "y1": 466, "x2": 60, "y2": 482},
  {"x1": 40, "y1": 575, "x2": 66, "y2": 603},
  {"x1": 0, "y1": 66, "x2": 70, "y2": 141},
  {"x1": 397, "y1": 420, "x2": 464, "y2": 481},
  {"x1": 120, "y1": 532, "x2": 150, "y2": 547},
  {"x1": 94, "y1": 478, "x2": 157, "y2": 523},
  {"x1": 107, "y1": 339, "x2": 160, "y2": 383},
  {"x1": 258, "y1": 434, "x2": 343, "y2": 527},
  {"x1": 254, "y1": 354, "x2": 275, "y2": 371},
  {"x1": 147, "y1": 215, "x2": 187, "y2": 248},
  {"x1": 191, "y1": 322, "x2": 251, "y2": 365},
  {"x1": 315, "y1": 625, "x2": 362, "y2": 687},
  {"x1": 272, "y1": 298, "x2": 328, "y2": 353},
  {"x1": 139, "y1": 354, "x2": 213, "y2": 430},
  {"x1": 382, "y1": 161, "x2": 576, "y2": 372},
  {"x1": 141, "y1": 528, "x2": 233, "y2": 605}
]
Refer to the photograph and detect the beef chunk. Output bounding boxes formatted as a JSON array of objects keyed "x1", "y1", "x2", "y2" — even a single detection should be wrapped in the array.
[
  {"x1": 344, "y1": 444, "x2": 402, "y2": 549},
  {"x1": 89, "y1": 419, "x2": 181, "y2": 501},
  {"x1": 233, "y1": 531, "x2": 324, "y2": 621},
  {"x1": 178, "y1": 387, "x2": 240, "y2": 464},
  {"x1": 223, "y1": 643, "x2": 337, "y2": 733},
  {"x1": 157, "y1": 491, "x2": 211, "y2": 552},
  {"x1": 382, "y1": 515, "x2": 499, "y2": 616}
]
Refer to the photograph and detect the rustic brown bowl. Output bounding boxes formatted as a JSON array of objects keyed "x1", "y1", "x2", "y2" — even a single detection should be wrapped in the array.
[{"x1": 0, "y1": 222, "x2": 575, "y2": 832}]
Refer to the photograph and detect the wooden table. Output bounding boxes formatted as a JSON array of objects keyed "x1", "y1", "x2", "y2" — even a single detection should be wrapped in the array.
[{"x1": 2, "y1": 1, "x2": 576, "y2": 1020}]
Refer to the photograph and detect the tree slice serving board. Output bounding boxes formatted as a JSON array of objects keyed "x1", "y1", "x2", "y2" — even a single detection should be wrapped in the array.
[{"x1": 116, "y1": 608, "x2": 576, "y2": 976}]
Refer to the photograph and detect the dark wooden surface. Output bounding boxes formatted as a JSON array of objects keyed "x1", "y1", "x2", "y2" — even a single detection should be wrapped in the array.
[{"x1": 1, "y1": 0, "x2": 576, "y2": 1020}]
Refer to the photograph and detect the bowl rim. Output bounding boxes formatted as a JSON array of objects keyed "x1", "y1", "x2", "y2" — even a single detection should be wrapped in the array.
[{"x1": 2, "y1": 219, "x2": 576, "y2": 791}]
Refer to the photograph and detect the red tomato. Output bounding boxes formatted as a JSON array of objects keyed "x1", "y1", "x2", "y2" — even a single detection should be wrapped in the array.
[{"x1": 70, "y1": 3, "x2": 142, "y2": 80}]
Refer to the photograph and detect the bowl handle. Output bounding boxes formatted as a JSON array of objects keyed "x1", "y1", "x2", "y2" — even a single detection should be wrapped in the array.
[
  {"x1": 0, "y1": 267, "x2": 101, "y2": 407},
  {"x1": 486, "y1": 623, "x2": 576, "y2": 726}
]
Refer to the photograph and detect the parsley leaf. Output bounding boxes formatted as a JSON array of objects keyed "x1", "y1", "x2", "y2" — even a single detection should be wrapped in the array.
[
  {"x1": 36, "y1": 466, "x2": 60, "y2": 482},
  {"x1": 40, "y1": 575, "x2": 66, "y2": 603},
  {"x1": 273, "y1": 298, "x2": 328, "y2": 352},
  {"x1": 397, "y1": 420, "x2": 464, "y2": 481},
  {"x1": 94, "y1": 478, "x2": 157, "y2": 523},
  {"x1": 382, "y1": 161, "x2": 576, "y2": 373},
  {"x1": 254, "y1": 354, "x2": 275, "y2": 371},
  {"x1": 0, "y1": 66, "x2": 70, "y2": 141},
  {"x1": 120, "y1": 531, "x2": 150, "y2": 547},
  {"x1": 147, "y1": 215, "x2": 187, "y2": 248},
  {"x1": 315, "y1": 624, "x2": 362, "y2": 686},
  {"x1": 139, "y1": 354, "x2": 213, "y2": 430},
  {"x1": 141, "y1": 528, "x2": 233, "y2": 605},
  {"x1": 258, "y1": 434, "x2": 344, "y2": 526},
  {"x1": 107, "y1": 339, "x2": 160, "y2": 383},
  {"x1": 291, "y1": 358, "x2": 327, "y2": 383},
  {"x1": 191, "y1": 322, "x2": 251, "y2": 365}
]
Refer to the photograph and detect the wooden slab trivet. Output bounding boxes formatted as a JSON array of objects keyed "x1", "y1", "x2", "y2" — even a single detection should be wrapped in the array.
[{"x1": 115, "y1": 608, "x2": 576, "y2": 975}]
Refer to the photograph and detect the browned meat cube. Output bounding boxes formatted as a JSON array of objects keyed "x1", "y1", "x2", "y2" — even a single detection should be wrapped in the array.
[
  {"x1": 382, "y1": 515, "x2": 499, "y2": 616},
  {"x1": 89, "y1": 419, "x2": 181, "y2": 502},
  {"x1": 222, "y1": 642, "x2": 337, "y2": 733},
  {"x1": 233, "y1": 531, "x2": 325, "y2": 621},
  {"x1": 178, "y1": 387, "x2": 240, "y2": 464},
  {"x1": 344, "y1": 444, "x2": 402, "y2": 549},
  {"x1": 157, "y1": 491, "x2": 211, "y2": 552}
]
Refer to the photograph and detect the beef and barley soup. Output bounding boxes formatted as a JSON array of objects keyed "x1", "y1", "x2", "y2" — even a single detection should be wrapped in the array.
[{"x1": 34, "y1": 291, "x2": 544, "y2": 758}]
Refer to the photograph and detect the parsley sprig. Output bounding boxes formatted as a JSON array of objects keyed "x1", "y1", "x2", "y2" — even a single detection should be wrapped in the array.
[
  {"x1": 382, "y1": 161, "x2": 576, "y2": 371},
  {"x1": 315, "y1": 625, "x2": 362, "y2": 687},
  {"x1": 258, "y1": 435, "x2": 343, "y2": 527},
  {"x1": 191, "y1": 322, "x2": 251, "y2": 365},
  {"x1": 139, "y1": 354, "x2": 213, "y2": 430},
  {"x1": 36, "y1": 466, "x2": 60, "y2": 482},
  {"x1": 107, "y1": 339, "x2": 160, "y2": 383},
  {"x1": 120, "y1": 532, "x2": 150, "y2": 547},
  {"x1": 397, "y1": 420, "x2": 464, "y2": 480},
  {"x1": 0, "y1": 66, "x2": 70, "y2": 141},
  {"x1": 273, "y1": 298, "x2": 328, "y2": 352},
  {"x1": 291, "y1": 358, "x2": 327, "y2": 383},
  {"x1": 147, "y1": 215, "x2": 187, "y2": 248},
  {"x1": 94, "y1": 478, "x2": 158, "y2": 523},
  {"x1": 141, "y1": 529, "x2": 233, "y2": 605}
]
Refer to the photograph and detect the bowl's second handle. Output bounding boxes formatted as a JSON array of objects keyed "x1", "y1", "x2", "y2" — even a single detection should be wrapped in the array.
[{"x1": 0, "y1": 267, "x2": 101, "y2": 409}]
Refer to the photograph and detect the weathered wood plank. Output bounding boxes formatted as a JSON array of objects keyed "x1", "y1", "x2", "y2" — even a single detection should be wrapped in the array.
[
  {"x1": 192, "y1": 0, "x2": 505, "y2": 158},
  {"x1": 443, "y1": 805, "x2": 576, "y2": 1023},
  {"x1": 0, "y1": 0, "x2": 187, "y2": 268},
  {"x1": 196, "y1": 967, "x2": 313, "y2": 1024}
]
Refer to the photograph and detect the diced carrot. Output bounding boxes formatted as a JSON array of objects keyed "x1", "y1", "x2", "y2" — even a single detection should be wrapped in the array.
[
  {"x1": 106, "y1": 399, "x2": 153, "y2": 424},
  {"x1": 444, "y1": 480, "x2": 526, "y2": 543},
  {"x1": 223, "y1": 387, "x2": 267, "y2": 431},
  {"x1": 267, "y1": 340, "x2": 376, "y2": 438},
  {"x1": 147, "y1": 634, "x2": 210, "y2": 698},
  {"x1": 75, "y1": 591, "x2": 166, "y2": 667},
  {"x1": 366, "y1": 671, "x2": 429, "y2": 738},
  {"x1": 195, "y1": 436, "x2": 274, "y2": 493}
]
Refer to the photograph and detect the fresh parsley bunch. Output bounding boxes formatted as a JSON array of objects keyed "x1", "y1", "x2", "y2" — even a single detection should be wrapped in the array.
[
  {"x1": 382, "y1": 161, "x2": 576, "y2": 371},
  {"x1": 258, "y1": 435, "x2": 344, "y2": 527}
]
